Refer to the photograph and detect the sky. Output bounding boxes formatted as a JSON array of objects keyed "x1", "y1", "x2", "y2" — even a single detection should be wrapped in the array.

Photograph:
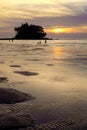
[{"x1": 0, "y1": 0, "x2": 87, "y2": 39}]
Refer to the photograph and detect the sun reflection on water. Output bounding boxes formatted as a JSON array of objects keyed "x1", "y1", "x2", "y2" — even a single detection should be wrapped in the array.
[{"x1": 53, "y1": 47, "x2": 63, "y2": 57}]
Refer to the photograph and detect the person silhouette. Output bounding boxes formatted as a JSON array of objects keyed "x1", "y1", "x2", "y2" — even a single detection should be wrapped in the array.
[{"x1": 45, "y1": 39, "x2": 47, "y2": 44}]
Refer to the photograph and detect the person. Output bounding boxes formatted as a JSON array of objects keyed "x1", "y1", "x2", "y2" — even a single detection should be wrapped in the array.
[
  {"x1": 37, "y1": 41, "x2": 41, "y2": 45},
  {"x1": 45, "y1": 39, "x2": 47, "y2": 44}
]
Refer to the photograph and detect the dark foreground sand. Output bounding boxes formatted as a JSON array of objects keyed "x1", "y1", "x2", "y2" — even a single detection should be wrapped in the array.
[
  {"x1": 0, "y1": 88, "x2": 87, "y2": 130},
  {"x1": 0, "y1": 87, "x2": 35, "y2": 129}
]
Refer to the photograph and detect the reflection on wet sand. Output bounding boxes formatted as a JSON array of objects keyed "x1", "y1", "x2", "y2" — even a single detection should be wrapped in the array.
[
  {"x1": 53, "y1": 46, "x2": 63, "y2": 57},
  {"x1": 0, "y1": 40, "x2": 87, "y2": 129}
]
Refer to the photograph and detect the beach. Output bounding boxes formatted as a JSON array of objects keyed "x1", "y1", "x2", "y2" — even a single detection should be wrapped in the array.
[{"x1": 0, "y1": 40, "x2": 87, "y2": 129}]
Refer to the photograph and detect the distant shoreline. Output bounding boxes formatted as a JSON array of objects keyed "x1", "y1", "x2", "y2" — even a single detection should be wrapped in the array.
[
  {"x1": 0, "y1": 38, "x2": 13, "y2": 40},
  {"x1": 0, "y1": 38, "x2": 53, "y2": 40}
]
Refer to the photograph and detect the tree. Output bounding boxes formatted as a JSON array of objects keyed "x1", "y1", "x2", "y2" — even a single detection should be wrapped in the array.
[{"x1": 14, "y1": 23, "x2": 47, "y2": 39}]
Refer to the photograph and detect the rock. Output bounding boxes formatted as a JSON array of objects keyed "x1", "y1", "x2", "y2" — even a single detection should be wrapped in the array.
[
  {"x1": 14, "y1": 71, "x2": 39, "y2": 76},
  {"x1": 0, "y1": 77, "x2": 8, "y2": 83},
  {"x1": 0, "y1": 88, "x2": 35, "y2": 104},
  {"x1": 10, "y1": 65, "x2": 21, "y2": 68},
  {"x1": 46, "y1": 64, "x2": 54, "y2": 66}
]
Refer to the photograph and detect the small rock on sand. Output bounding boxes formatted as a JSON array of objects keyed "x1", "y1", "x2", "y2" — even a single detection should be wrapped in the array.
[
  {"x1": 14, "y1": 71, "x2": 39, "y2": 76},
  {"x1": 0, "y1": 77, "x2": 8, "y2": 83},
  {"x1": 10, "y1": 65, "x2": 21, "y2": 68},
  {"x1": 0, "y1": 88, "x2": 35, "y2": 104}
]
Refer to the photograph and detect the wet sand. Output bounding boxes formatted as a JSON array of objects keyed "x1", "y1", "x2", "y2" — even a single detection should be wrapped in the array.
[
  {"x1": 0, "y1": 40, "x2": 87, "y2": 129},
  {"x1": 0, "y1": 87, "x2": 35, "y2": 129},
  {"x1": 1, "y1": 87, "x2": 87, "y2": 130}
]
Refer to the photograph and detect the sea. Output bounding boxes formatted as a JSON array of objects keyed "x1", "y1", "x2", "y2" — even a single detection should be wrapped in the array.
[{"x1": 0, "y1": 39, "x2": 87, "y2": 124}]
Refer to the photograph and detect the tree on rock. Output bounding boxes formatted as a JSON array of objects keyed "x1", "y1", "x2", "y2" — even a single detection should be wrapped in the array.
[{"x1": 14, "y1": 23, "x2": 47, "y2": 39}]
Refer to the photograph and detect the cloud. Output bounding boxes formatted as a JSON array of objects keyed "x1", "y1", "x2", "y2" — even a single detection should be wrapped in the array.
[
  {"x1": 45, "y1": 25, "x2": 87, "y2": 35},
  {"x1": 48, "y1": 32, "x2": 87, "y2": 39},
  {"x1": 0, "y1": 13, "x2": 87, "y2": 38},
  {"x1": 1, "y1": 0, "x2": 87, "y2": 19},
  {"x1": 0, "y1": 0, "x2": 87, "y2": 20},
  {"x1": 25, "y1": 14, "x2": 87, "y2": 28},
  {"x1": 0, "y1": 0, "x2": 87, "y2": 38}
]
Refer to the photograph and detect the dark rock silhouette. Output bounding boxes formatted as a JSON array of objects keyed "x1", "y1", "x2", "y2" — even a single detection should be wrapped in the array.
[
  {"x1": 0, "y1": 88, "x2": 35, "y2": 104},
  {"x1": 14, "y1": 70, "x2": 39, "y2": 76},
  {"x1": 14, "y1": 23, "x2": 47, "y2": 39},
  {"x1": 0, "y1": 77, "x2": 8, "y2": 82}
]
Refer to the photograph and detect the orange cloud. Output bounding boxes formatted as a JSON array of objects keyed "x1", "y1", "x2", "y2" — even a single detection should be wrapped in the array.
[{"x1": 45, "y1": 26, "x2": 87, "y2": 34}]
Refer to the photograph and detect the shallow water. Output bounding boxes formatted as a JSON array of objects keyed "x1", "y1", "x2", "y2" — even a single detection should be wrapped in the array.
[{"x1": 0, "y1": 40, "x2": 87, "y2": 124}]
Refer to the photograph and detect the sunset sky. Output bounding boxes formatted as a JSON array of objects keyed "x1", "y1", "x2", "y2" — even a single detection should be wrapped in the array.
[{"x1": 0, "y1": 0, "x2": 87, "y2": 39}]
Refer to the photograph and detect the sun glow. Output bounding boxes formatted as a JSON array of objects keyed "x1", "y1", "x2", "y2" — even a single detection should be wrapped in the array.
[
  {"x1": 45, "y1": 25, "x2": 87, "y2": 34},
  {"x1": 52, "y1": 28, "x2": 65, "y2": 33},
  {"x1": 45, "y1": 27, "x2": 72, "y2": 34}
]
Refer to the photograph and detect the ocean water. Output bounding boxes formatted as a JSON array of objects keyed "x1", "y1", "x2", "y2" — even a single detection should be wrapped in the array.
[{"x1": 0, "y1": 40, "x2": 87, "y2": 123}]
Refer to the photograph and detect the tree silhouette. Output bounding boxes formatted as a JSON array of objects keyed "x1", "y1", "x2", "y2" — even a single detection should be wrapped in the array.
[{"x1": 14, "y1": 23, "x2": 47, "y2": 39}]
